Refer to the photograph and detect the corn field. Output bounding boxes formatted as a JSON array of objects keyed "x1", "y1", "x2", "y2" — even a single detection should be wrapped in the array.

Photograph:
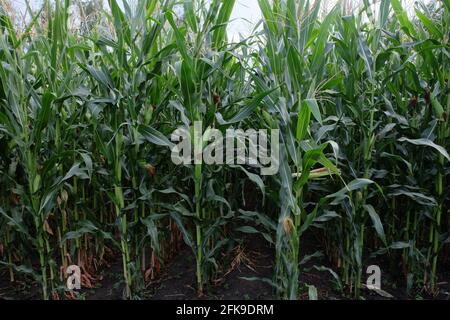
[{"x1": 0, "y1": 0, "x2": 449, "y2": 300}]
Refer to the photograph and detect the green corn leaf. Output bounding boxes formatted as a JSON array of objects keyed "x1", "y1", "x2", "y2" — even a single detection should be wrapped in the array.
[
  {"x1": 212, "y1": 0, "x2": 236, "y2": 48},
  {"x1": 399, "y1": 137, "x2": 450, "y2": 161},
  {"x1": 391, "y1": 0, "x2": 418, "y2": 38},
  {"x1": 139, "y1": 125, "x2": 175, "y2": 149},
  {"x1": 326, "y1": 179, "x2": 376, "y2": 204},
  {"x1": 364, "y1": 204, "x2": 387, "y2": 246},
  {"x1": 415, "y1": 9, "x2": 443, "y2": 39},
  {"x1": 216, "y1": 89, "x2": 274, "y2": 125},
  {"x1": 305, "y1": 98, "x2": 322, "y2": 125},
  {"x1": 296, "y1": 100, "x2": 311, "y2": 141}
]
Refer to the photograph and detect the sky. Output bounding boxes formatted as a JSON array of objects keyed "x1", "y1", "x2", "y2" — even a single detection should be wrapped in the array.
[
  {"x1": 7, "y1": 0, "x2": 261, "y2": 36},
  {"x1": 226, "y1": 0, "x2": 425, "y2": 40},
  {"x1": 6, "y1": 0, "x2": 422, "y2": 39},
  {"x1": 229, "y1": 0, "x2": 261, "y2": 40}
]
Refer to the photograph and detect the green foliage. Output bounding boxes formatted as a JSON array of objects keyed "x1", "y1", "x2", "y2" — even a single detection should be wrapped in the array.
[{"x1": 0, "y1": 0, "x2": 448, "y2": 300}]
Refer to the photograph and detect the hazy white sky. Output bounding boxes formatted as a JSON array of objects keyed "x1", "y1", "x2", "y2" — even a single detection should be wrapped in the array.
[
  {"x1": 8, "y1": 0, "x2": 422, "y2": 39},
  {"x1": 8, "y1": 0, "x2": 261, "y2": 38},
  {"x1": 229, "y1": 0, "x2": 420, "y2": 39},
  {"x1": 229, "y1": 0, "x2": 261, "y2": 40}
]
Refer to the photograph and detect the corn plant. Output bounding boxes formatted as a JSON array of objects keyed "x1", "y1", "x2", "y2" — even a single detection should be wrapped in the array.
[
  {"x1": 0, "y1": 0, "x2": 94, "y2": 299},
  {"x1": 0, "y1": 0, "x2": 448, "y2": 301},
  {"x1": 250, "y1": 0, "x2": 343, "y2": 299},
  {"x1": 163, "y1": 0, "x2": 269, "y2": 295}
]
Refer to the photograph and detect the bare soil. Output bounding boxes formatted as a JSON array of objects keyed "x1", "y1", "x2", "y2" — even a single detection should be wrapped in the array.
[{"x1": 1, "y1": 233, "x2": 449, "y2": 300}]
